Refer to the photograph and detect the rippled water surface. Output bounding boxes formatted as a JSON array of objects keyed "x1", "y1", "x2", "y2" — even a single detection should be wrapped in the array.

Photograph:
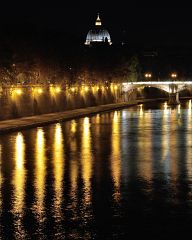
[{"x1": 1, "y1": 100, "x2": 192, "y2": 239}]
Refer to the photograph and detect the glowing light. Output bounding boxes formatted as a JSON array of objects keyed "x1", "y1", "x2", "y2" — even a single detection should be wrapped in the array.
[
  {"x1": 188, "y1": 100, "x2": 192, "y2": 116},
  {"x1": 55, "y1": 87, "x2": 61, "y2": 93},
  {"x1": 189, "y1": 99, "x2": 192, "y2": 109},
  {"x1": 187, "y1": 100, "x2": 192, "y2": 178},
  {"x1": 15, "y1": 133, "x2": 25, "y2": 170},
  {"x1": 12, "y1": 132, "x2": 26, "y2": 237},
  {"x1": 15, "y1": 89, "x2": 22, "y2": 95},
  {"x1": 177, "y1": 104, "x2": 181, "y2": 114},
  {"x1": 81, "y1": 117, "x2": 92, "y2": 204},
  {"x1": 163, "y1": 102, "x2": 169, "y2": 115},
  {"x1": 53, "y1": 123, "x2": 64, "y2": 219},
  {"x1": 71, "y1": 120, "x2": 77, "y2": 133},
  {"x1": 0, "y1": 144, "x2": 2, "y2": 216},
  {"x1": 71, "y1": 87, "x2": 75, "y2": 92},
  {"x1": 137, "y1": 111, "x2": 152, "y2": 182},
  {"x1": 34, "y1": 128, "x2": 46, "y2": 218},
  {"x1": 84, "y1": 117, "x2": 89, "y2": 126},
  {"x1": 114, "y1": 85, "x2": 118, "y2": 90},
  {"x1": 122, "y1": 81, "x2": 192, "y2": 85},
  {"x1": 84, "y1": 86, "x2": 89, "y2": 92},
  {"x1": 145, "y1": 73, "x2": 152, "y2": 78},
  {"x1": 171, "y1": 73, "x2": 177, "y2": 78},
  {"x1": 111, "y1": 111, "x2": 121, "y2": 202},
  {"x1": 139, "y1": 104, "x2": 144, "y2": 116},
  {"x1": 37, "y1": 88, "x2": 43, "y2": 94},
  {"x1": 95, "y1": 13, "x2": 102, "y2": 26}
]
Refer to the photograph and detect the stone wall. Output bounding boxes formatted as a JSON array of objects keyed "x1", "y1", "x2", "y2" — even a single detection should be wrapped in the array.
[{"x1": 0, "y1": 84, "x2": 127, "y2": 120}]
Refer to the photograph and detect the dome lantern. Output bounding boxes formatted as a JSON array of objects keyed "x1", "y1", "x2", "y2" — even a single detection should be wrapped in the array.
[
  {"x1": 85, "y1": 14, "x2": 112, "y2": 46},
  {"x1": 95, "y1": 13, "x2": 102, "y2": 26}
]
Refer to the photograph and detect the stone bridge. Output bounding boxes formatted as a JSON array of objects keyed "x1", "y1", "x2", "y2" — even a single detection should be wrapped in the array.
[{"x1": 121, "y1": 81, "x2": 192, "y2": 104}]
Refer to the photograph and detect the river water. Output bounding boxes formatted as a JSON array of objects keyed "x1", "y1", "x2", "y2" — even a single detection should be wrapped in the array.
[{"x1": 1, "y1": 100, "x2": 192, "y2": 239}]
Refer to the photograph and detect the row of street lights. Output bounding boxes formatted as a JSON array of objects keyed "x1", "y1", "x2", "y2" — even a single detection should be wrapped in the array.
[{"x1": 144, "y1": 73, "x2": 178, "y2": 79}]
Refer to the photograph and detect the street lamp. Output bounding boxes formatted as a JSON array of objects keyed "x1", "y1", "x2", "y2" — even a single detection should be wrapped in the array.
[
  {"x1": 144, "y1": 73, "x2": 152, "y2": 80},
  {"x1": 171, "y1": 73, "x2": 177, "y2": 79}
]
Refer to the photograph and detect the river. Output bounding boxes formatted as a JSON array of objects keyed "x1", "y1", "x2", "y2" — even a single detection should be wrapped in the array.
[{"x1": 0, "y1": 100, "x2": 192, "y2": 239}]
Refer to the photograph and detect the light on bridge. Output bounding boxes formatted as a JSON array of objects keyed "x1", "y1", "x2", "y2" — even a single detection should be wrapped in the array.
[
  {"x1": 171, "y1": 73, "x2": 177, "y2": 78},
  {"x1": 145, "y1": 73, "x2": 152, "y2": 78}
]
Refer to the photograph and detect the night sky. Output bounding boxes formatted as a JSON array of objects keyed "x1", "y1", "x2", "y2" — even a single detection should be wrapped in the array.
[{"x1": 1, "y1": 2, "x2": 192, "y2": 47}]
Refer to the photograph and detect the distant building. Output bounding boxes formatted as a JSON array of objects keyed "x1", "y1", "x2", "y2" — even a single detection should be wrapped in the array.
[{"x1": 85, "y1": 13, "x2": 112, "y2": 46}]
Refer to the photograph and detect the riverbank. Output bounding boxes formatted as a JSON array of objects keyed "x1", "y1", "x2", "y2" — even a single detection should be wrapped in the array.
[
  {"x1": 0, "y1": 102, "x2": 135, "y2": 133},
  {"x1": 0, "y1": 97, "x2": 180, "y2": 134}
]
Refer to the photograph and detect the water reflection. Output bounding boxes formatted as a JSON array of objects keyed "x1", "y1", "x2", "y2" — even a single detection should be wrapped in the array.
[
  {"x1": 137, "y1": 108, "x2": 152, "y2": 182},
  {"x1": 1, "y1": 100, "x2": 192, "y2": 239},
  {"x1": 163, "y1": 101, "x2": 169, "y2": 115},
  {"x1": 111, "y1": 111, "x2": 121, "y2": 202},
  {"x1": 139, "y1": 104, "x2": 144, "y2": 116},
  {"x1": 12, "y1": 133, "x2": 26, "y2": 239},
  {"x1": 71, "y1": 120, "x2": 77, "y2": 134},
  {"x1": 53, "y1": 123, "x2": 64, "y2": 222},
  {"x1": 170, "y1": 109, "x2": 179, "y2": 182},
  {"x1": 187, "y1": 100, "x2": 192, "y2": 179},
  {"x1": 81, "y1": 117, "x2": 92, "y2": 204},
  {"x1": 177, "y1": 104, "x2": 181, "y2": 115},
  {"x1": 33, "y1": 128, "x2": 46, "y2": 232},
  {"x1": 188, "y1": 99, "x2": 192, "y2": 116},
  {"x1": 162, "y1": 102, "x2": 170, "y2": 170},
  {"x1": 0, "y1": 144, "x2": 2, "y2": 220}
]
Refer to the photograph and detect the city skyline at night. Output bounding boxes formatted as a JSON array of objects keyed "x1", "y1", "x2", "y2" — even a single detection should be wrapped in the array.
[{"x1": 1, "y1": 4, "x2": 192, "y2": 47}]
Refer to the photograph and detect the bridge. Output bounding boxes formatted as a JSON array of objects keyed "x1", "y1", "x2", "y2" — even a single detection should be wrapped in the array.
[{"x1": 121, "y1": 81, "x2": 192, "y2": 104}]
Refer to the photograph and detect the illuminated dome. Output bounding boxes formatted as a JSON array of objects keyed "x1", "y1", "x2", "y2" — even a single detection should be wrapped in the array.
[{"x1": 85, "y1": 14, "x2": 112, "y2": 45}]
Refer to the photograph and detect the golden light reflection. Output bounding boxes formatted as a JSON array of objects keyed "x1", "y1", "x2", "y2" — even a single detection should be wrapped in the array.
[
  {"x1": 188, "y1": 100, "x2": 192, "y2": 116},
  {"x1": 0, "y1": 144, "x2": 2, "y2": 216},
  {"x1": 81, "y1": 117, "x2": 92, "y2": 204},
  {"x1": 96, "y1": 114, "x2": 100, "y2": 124},
  {"x1": 34, "y1": 128, "x2": 46, "y2": 218},
  {"x1": 53, "y1": 123, "x2": 64, "y2": 219},
  {"x1": 170, "y1": 110, "x2": 178, "y2": 181},
  {"x1": 71, "y1": 120, "x2": 77, "y2": 133},
  {"x1": 186, "y1": 100, "x2": 192, "y2": 178},
  {"x1": 162, "y1": 102, "x2": 170, "y2": 163},
  {"x1": 138, "y1": 111, "x2": 152, "y2": 182},
  {"x1": 177, "y1": 104, "x2": 181, "y2": 115},
  {"x1": 111, "y1": 111, "x2": 121, "y2": 202},
  {"x1": 164, "y1": 101, "x2": 168, "y2": 111},
  {"x1": 12, "y1": 133, "x2": 26, "y2": 237},
  {"x1": 70, "y1": 136, "x2": 78, "y2": 208},
  {"x1": 139, "y1": 104, "x2": 144, "y2": 116}
]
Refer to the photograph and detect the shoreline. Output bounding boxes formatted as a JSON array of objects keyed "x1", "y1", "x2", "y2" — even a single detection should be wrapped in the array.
[{"x1": 0, "y1": 97, "x2": 190, "y2": 134}]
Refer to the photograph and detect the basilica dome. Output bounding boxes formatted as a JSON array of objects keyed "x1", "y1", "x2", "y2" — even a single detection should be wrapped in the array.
[{"x1": 85, "y1": 14, "x2": 112, "y2": 45}]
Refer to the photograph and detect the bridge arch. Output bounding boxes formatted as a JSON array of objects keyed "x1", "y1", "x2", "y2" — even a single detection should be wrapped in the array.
[{"x1": 121, "y1": 81, "x2": 192, "y2": 105}]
